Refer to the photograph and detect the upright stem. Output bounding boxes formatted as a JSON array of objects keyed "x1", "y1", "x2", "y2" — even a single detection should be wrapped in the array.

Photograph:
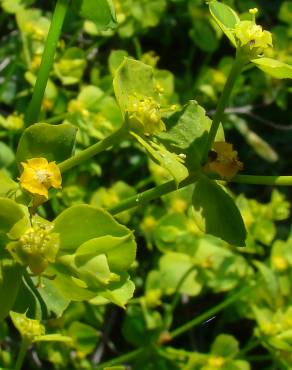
[
  {"x1": 95, "y1": 347, "x2": 146, "y2": 369},
  {"x1": 59, "y1": 128, "x2": 127, "y2": 173},
  {"x1": 202, "y1": 55, "x2": 246, "y2": 163},
  {"x1": 24, "y1": 0, "x2": 70, "y2": 126},
  {"x1": 15, "y1": 338, "x2": 30, "y2": 370},
  {"x1": 169, "y1": 285, "x2": 252, "y2": 339}
]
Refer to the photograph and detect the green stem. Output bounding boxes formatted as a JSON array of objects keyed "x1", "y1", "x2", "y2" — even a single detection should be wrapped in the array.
[
  {"x1": 15, "y1": 337, "x2": 30, "y2": 370},
  {"x1": 202, "y1": 55, "x2": 246, "y2": 163},
  {"x1": 59, "y1": 128, "x2": 127, "y2": 173},
  {"x1": 164, "y1": 266, "x2": 197, "y2": 330},
  {"x1": 24, "y1": 0, "x2": 70, "y2": 126},
  {"x1": 169, "y1": 285, "x2": 252, "y2": 339},
  {"x1": 109, "y1": 175, "x2": 197, "y2": 215},
  {"x1": 95, "y1": 347, "x2": 146, "y2": 369},
  {"x1": 108, "y1": 173, "x2": 292, "y2": 216},
  {"x1": 133, "y1": 37, "x2": 142, "y2": 59},
  {"x1": 232, "y1": 174, "x2": 292, "y2": 186}
]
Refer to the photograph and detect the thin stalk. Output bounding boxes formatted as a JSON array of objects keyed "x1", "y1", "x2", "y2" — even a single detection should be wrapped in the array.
[
  {"x1": 59, "y1": 128, "x2": 126, "y2": 173},
  {"x1": 95, "y1": 347, "x2": 146, "y2": 369},
  {"x1": 15, "y1": 337, "x2": 30, "y2": 370},
  {"x1": 108, "y1": 175, "x2": 292, "y2": 215},
  {"x1": 24, "y1": 0, "x2": 70, "y2": 126},
  {"x1": 164, "y1": 266, "x2": 197, "y2": 330},
  {"x1": 108, "y1": 174, "x2": 292, "y2": 216},
  {"x1": 232, "y1": 174, "x2": 292, "y2": 186},
  {"x1": 202, "y1": 55, "x2": 246, "y2": 163},
  {"x1": 169, "y1": 285, "x2": 252, "y2": 339},
  {"x1": 109, "y1": 174, "x2": 197, "y2": 216}
]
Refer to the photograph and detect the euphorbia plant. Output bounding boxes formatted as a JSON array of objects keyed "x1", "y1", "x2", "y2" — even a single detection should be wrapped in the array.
[{"x1": 0, "y1": 0, "x2": 292, "y2": 369}]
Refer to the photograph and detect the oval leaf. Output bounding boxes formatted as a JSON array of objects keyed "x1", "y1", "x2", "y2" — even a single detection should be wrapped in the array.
[
  {"x1": 0, "y1": 259, "x2": 23, "y2": 321},
  {"x1": 54, "y1": 204, "x2": 134, "y2": 251},
  {"x1": 113, "y1": 58, "x2": 159, "y2": 116},
  {"x1": 192, "y1": 176, "x2": 246, "y2": 246},
  {"x1": 16, "y1": 122, "x2": 77, "y2": 167},
  {"x1": 251, "y1": 57, "x2": 292, "y2": 79},
  {"x1": 209, "y1": 0, "x2": 239, "y2": 47},
  {"x1": 0, "y1": 198, "x2": 29, "y2": 237},
  {"x1": 80, "y1": 0, "x2": 117, "y2": 31}
]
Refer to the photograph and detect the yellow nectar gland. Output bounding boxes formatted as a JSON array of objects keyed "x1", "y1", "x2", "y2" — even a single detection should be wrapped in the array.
[{"x1": 19, "y1": 157, "x2": 62, "y2": 199}]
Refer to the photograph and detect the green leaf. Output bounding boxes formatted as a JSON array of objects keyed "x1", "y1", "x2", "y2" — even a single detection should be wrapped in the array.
[
  {"x1": 54, "y1": 205, "x2": 133, "y2": 251},
  {"x1": 192, "y1": 176, "x2": 246, "y2": 246},
  {"x1": 75, "y1": 234, "x2": 136, "y2": 272},
  {"x1": 0, "y1": 142, "x2": 15, "y2": 168},
  {"x1": 98, "y1": 279, "x2": 135, "y2": 308},
  {"x1": 153, "y1": 212, "x2": 199, "y2": 254},
  {"x1": 16, "y1": 123, "x2": 77, "y2": 167},
  {"x1": 0, "y1": 259, "x2": 23, "y2": 321},
  {"x1": 251, "y1": 58, "x2": 292, "y2": 79},
  {"x1": 13, "y1": 275, "x2": 46, "y2": 320},
  {"x1": 33, "y1": 276, "x2": 70, "y2": 317},
  {"x1": 108, "y1": 50, "x2": 129, "y2": 76},
  {"x1": 155, "y1": 252, "x2": 201, "y2": 296},
  {"x1": 122, "y1": 305, "x2": 162, "y2": 347},
  {"x1": 209, "y1": 0, "x2": 240, "y2": 47},
  {"x1": 79, "y1": 0, "x2": 117, "y2": 31},
  {"x1": 130, "y1": 131, "x2": 189, "y2": 185},
  {"x1": 113, "y1": 57, "x2": 159, "y2": 116},
  {"x1": 0, "y1": 198, "x2": 29, "y2": 237},
  {"x1": 45, "y1": 264, "x2": 96, "y2": 301},
  {"x1": 0, "y1": 171, "x2": 18, "y2": 198},
  {"x1": 68, "y1": 321, "x2": 99, "y2": 355},
  {"x1": 158, "y1": 100, "x2": 224, "y2": 171},
  {"x1": 211, "y1": 334, "x2": 239, "y2": 357},
  {"x1": 190, "y1": 20, "x2": 219, "y2": 53},
  {"x1": 54, "y1": 47, "x2": 86, "y2": 85}
]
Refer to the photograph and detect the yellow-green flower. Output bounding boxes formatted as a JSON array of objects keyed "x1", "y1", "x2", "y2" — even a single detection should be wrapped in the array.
[
  {"x1": 10, "y1": 311, "x2": 45, "y2": 342},
  {"x1": 7, "y1": 216, "x2": 60, "y2": 275},
  {"x1": 19, "y1": 157, "x2": 62, "y2": 198},
  {"x1": 234, "y1": 20, "x2": 272, "y2": 58},
  {"x1": 128, "y1": 95, "x2": 166, "y2": 136}
]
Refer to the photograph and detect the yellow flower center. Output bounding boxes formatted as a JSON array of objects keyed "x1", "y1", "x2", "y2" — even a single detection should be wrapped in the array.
[
  {"x1": 35, "y1": 169, "x2": 52, "y2": 185},
  {"x1": 19, "y1": 157, "x2": 62, "y2": 199},
  {"x1": 128, "y1": 95, "x2": 166, "y2": 136}
]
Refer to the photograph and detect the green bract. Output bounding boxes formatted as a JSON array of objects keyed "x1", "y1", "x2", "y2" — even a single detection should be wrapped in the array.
[{"x1": 209, "y1": 0, "x2": 292, "y2": 79}]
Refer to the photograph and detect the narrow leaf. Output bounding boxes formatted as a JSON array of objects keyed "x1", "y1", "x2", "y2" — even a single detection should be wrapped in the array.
[
  {"x1": 192, "y1": 176, "x2": 246, "y2": 246},
  {"x1": 209, "y1": 0, "x2": 239, "y2": 47},
  {"x1": 252, "y1": 57, "x2": 292, "y2": 79}
]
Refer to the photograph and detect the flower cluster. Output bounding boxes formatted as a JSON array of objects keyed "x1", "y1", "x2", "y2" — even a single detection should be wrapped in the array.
[
  {"x1": 128, "y1": 95, "x2": 166, "y2": 136},
  {"x1": 7, "y1": 217, "x2": 59, "y2": 275},
  {"x1": 234, "y1": 9, "x2": 272, "y2": 59}
]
